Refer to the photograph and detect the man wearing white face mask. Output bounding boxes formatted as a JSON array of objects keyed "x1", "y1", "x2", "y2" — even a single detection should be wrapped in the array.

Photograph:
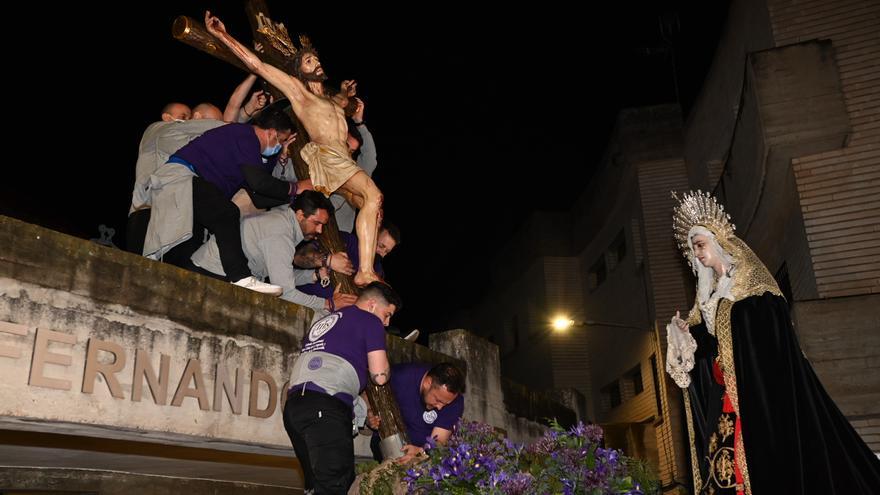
[{"x1": 144, "y1": 106, "x2": 300, "y2": 295}]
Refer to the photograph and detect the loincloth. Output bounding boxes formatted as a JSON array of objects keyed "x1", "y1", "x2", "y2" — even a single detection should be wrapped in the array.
[{"x1": 300, "y1": 142, "x2": 360, "y2": 196}]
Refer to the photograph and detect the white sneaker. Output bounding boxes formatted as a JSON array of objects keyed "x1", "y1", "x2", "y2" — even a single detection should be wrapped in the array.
[{"x1": 232, "y1": 276, "x2": 283, "y2": 296}]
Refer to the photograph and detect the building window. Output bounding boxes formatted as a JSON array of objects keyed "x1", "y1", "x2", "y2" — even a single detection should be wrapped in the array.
[
  {"x1": 627, "y1": 365, "x2": 644, "y2": 395},
  {"x1": 602, "y1": 380, "x2": 622, "y2": 409}
]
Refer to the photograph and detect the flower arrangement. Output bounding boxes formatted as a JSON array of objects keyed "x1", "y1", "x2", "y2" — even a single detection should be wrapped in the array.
[{"x1": 393, "y1": 419, "x2": 656, "y2": 495}]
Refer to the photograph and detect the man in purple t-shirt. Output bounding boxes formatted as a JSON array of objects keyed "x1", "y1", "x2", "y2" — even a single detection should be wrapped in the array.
[
  {"x1": 284, "y1": 282, "x2": 401, "y2": 494},
  {"x1": 159, "y1": 107, "x2": 299, "y2": 294},
  {"x1": 367, "y1": 362, "x2": 466, "y2": 463}
]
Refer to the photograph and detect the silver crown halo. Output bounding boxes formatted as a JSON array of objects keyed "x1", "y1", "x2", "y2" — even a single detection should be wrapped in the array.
[{"x1": 671, "y1": 190, "x2": 736, "y2": 262}]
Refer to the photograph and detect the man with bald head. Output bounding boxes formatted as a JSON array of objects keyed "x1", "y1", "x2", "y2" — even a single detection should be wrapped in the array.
[
  {"x1": 192, "y1": 102, "x2": 223, "y2": 121},
  {"x1": 160, "y1": 102, "x2": 191, "y2": 122},
  {"x1": 126, "y1": 101, "x2": 225, "y2": 254}
]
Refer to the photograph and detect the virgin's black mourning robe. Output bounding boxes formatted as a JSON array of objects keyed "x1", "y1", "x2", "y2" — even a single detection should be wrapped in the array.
[{"x1": 685, "y1": 292, "x2": 880, "y2": 494}]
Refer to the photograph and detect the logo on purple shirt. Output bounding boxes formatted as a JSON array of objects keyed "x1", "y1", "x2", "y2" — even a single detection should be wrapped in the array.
[
  {"x1": 308, "y1": 313, "x2": 341, "y2": 342},
  {"x1": 422, "y1": 410, "x2": 438, "y2": 424}
]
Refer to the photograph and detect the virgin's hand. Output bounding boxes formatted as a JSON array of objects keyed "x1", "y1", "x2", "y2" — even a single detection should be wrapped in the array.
[{"x1": 672, "y1": 310, "x2": 689, "y2": 333}]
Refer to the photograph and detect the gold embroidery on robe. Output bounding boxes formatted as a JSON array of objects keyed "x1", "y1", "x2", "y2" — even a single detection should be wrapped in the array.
[
  {"x1": 718, "y1": 414, "x2": 734, "y2": 442},
  {"x1": 712, "y1": 447, "x2": 737, "y2": 488}
]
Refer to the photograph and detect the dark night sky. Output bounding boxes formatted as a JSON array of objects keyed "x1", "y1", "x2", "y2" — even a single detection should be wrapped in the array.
[{"x1": 3, "y1": 1, "x2": 728, "y2": 337}]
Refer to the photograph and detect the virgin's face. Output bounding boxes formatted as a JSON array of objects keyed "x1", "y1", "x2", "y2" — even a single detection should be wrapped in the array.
[{"x1": 691, "y1": 234, "x2": 719, "y2": 270}]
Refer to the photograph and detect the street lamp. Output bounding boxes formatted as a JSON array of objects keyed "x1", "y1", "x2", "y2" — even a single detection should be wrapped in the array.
[
  {"x1": 552, "y1": 317, "x2": 575, "y2": 332},
  {"x1": 551, "y1": 315, "x2": 647, "y2": 332}
]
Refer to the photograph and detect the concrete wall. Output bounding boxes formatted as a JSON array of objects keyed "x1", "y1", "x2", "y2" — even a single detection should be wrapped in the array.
[
  {"x1": 0, "y1": 279, "x2": 296, "y2": 450},
  {"x1": 769, "y1": 0, "x2": 880, "y2": 299},
  {"x1": 0, "y1": 216, "x2": 307, "y2": 454}
]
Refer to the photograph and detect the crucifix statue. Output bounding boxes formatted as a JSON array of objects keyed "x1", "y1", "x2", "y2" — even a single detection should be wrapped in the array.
[
  {"x1": 173, "y1": 1, "x2": 410, "y2": 459},
  {"x1": 208, "y1": 8, "x2": 384, "y2": 290}
]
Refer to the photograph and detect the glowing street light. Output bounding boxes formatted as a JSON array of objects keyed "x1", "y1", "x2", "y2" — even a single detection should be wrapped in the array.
[
  {"x1": 552, "y1": 316, "x2": 575, "y2": 332},
  {"x1": 551, "y1": 315, "x2": 647, "y2": 332}
]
